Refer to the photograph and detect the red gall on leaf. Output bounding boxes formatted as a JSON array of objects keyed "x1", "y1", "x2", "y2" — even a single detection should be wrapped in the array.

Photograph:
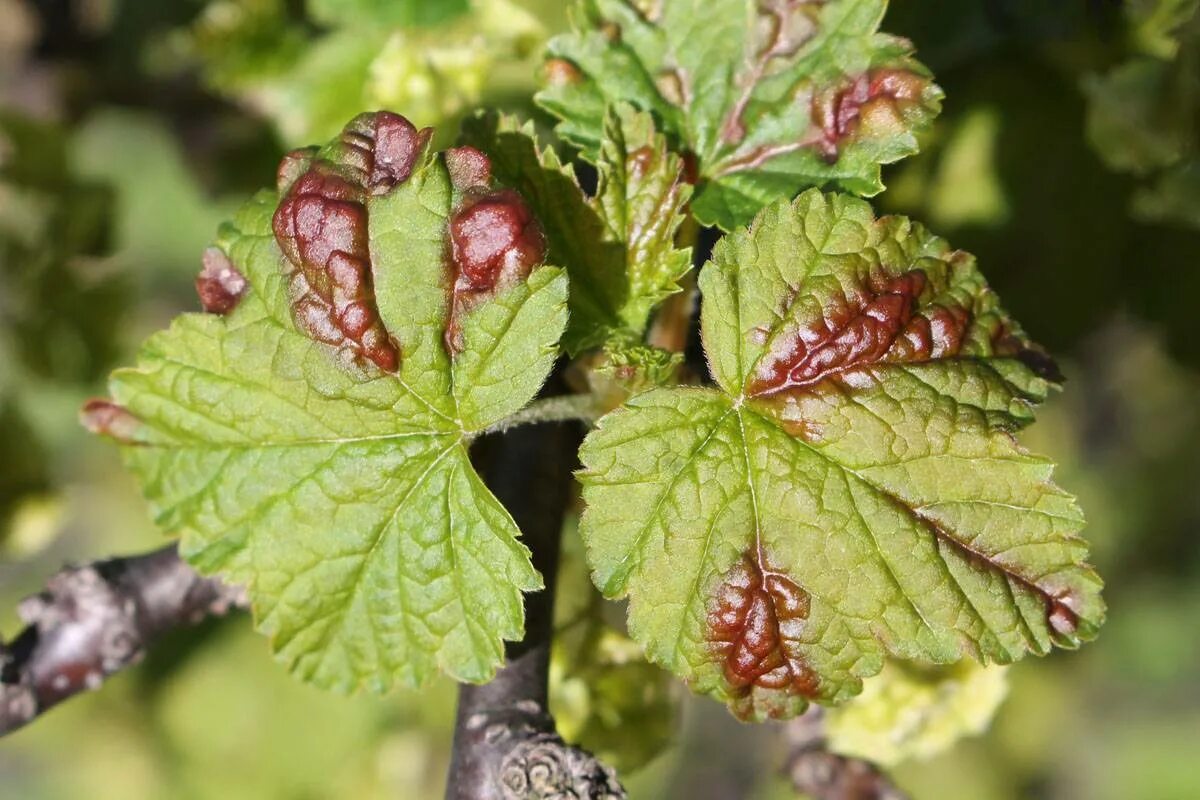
[
  {"x1": 195, "y1": 246, "x2": 247, "y2": 315},
  {"x1": 272, "y1": 111, "x2": 432, "y2": 373},
  {"x1": 444, "y1": 185, "x2": 547, "y2": 354},
  {"x1": 811, "y1": 68, "x2": 931, "y2": 163},
  {"x1": 748, "y1": 263, "x2": 1058, "y2": 400},
  {"x1": 708, "y1": 555, "x2": 820, "y2": 721},
  {"x1": 79, "y1": 400, "x2": 142, "y2": 445},
  {"x1": 749, "y1": 269, "x2": 940, "y2": 396},
  {"x1": 276, "y1": 146, "x2": 317, "y2": 195}
]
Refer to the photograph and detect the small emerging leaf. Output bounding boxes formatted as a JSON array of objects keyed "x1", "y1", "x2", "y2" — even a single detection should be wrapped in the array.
[
  {"x1": 93, "y1": 113, "x2": 569, "y2": 692},
  {"x1": 578, "y1": 190, "x2": 1103, "y2": 721},
  {"x1": 538, "y1": 0, "x2": 942, "y2": 230},
  {"x1": 825, "y1": 659, "x2": 1010, "y2": 767}
]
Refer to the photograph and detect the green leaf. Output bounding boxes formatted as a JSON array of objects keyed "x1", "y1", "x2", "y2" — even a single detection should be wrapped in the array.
[
  {"x1": 1083, "y1": 59, "x2": 1186, "y2": 176},
  {"x1": 185, "y1": 0, "x2": 550, "y2": 147},
  {"x1": 1083, "y1": 0, "x2": 1200, "y2": 228},
  {"x1": 825, "y1": 659, "x2": 1010, "y2": 767},
  {"x1": 308, "y1": 0, "x2": 471, "y2": 28},
  {"x1": 460, "y1": 107, "x2": 692, "y2": 353},
  {"x1": 537, "y1": 0, "x2": 942, "y2": 230},
  {"x1": 577, "y1": 190, "x2": 1102, "y2": 721},
  {"x1": 102, "y1": 132, "x2": 568, "y2": 691}
]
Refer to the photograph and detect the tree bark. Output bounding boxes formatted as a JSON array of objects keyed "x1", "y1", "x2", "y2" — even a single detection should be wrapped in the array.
[
  {"x1": 0, "y1": 543, "x2": 245, "y2": 735},
  {"x1": 445, "y1": 421, "x2": 624, "y2": 800}
]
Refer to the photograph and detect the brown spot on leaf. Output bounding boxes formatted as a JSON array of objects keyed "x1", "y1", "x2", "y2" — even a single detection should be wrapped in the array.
[
  {"x1": 195, "y1": 247, "x2": 247, "y2": 315},
  {"x1": 655, "y1": 68, "x2": 688, "y2": 107},
  {"x1": 445, "y1": 146, "x2": 492, "y2": 192},
  {"x1": 628, "y1": 146, "x2": 656, "y2": 180},
  {"x1": 708, "y1": 555, "x2": 820, "y2": 715},
  {"x1": 543, "y1": 58, "x2": 582, "y2": 87},
  {"x1": 679, "y1": 150, "x2": 701, "y2": 186},
  {"x1": 271, "y1": 112, "x2": 425, "y2": 373},
  {"x1": 721, "y1": 1, "x2": 821, "y2": 146},
  {"x1": 79, "y1": 400, "x2": 141, "y2": 444},
  {"x1": 811, "y1": 68, "x2": 931, "y2": 163},
  {"x1": 749, "y1": 269, "x2": 973, "y2": 396},
  {"x1": 444, "y1": 188, "x2": 546, "y2": 354}
]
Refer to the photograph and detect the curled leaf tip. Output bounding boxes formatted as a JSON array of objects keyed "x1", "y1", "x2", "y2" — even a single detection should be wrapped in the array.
[
  {"x1": 195, "y1": 246, "x2": 247, "y2": 314},
  {"x1": 79, "y1": 399, "x2": 142, "y2": 444}
]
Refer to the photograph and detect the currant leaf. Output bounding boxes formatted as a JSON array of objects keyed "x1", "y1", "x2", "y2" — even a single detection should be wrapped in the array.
[
  {"x1": 537, "y1": 0, "x2": 942, "y2": 231},
  {"x1": 89, "y1": 112, "x2": 569, "y2": 692},
  {"x1": 459, "y1": 106, "x2": 692, "y2": 353},
  {"x1": 577, "y1": 190, "x2": 1103, "y2": 721}
]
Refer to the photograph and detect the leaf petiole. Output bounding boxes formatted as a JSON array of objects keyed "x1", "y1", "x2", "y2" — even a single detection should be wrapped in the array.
[{"x1": 481, "y1": 394, "x2": 603, "y2": 436}]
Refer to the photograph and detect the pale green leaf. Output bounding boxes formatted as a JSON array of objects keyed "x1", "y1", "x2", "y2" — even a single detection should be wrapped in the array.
[
  {"x1": 825, "y1": 659, "x2": 1010, "y2": 767},
  {"x1": 578, "y1": 190, "x2": 1102, "y2": 721},
  {"x1": 537, "y1": 0, "x2": 942, "y2": 230},
  {"x1": 308, "y1": 0, "x2": 470, "y2": 28}
]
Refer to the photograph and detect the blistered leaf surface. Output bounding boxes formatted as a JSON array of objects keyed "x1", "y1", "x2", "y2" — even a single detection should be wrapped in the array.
[
  {"x1": 578, "y1": 190, "x2": 1102, "y2": 721},
  {"x1": 538, "y1": 0, "x2": 942, "y2": 230},
  {"x1": 461, "y1": 108, "x2": 692, "y2": 352},
  {"x1": 94, "y1": 113, "x2": 569, "y2": 691}
]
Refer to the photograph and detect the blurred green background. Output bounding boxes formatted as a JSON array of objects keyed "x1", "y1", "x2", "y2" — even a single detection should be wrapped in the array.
[{"x1": 1, "y1": 1, "x2": 1198, "y2": 798}]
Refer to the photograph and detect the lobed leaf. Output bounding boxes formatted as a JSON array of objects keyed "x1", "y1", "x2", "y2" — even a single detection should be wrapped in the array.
[
  {"x1": 94, "y1": 113, "x2": 569, "y2": 692},
  {"x1": 537, "y1": 0, "x2": 943, "y2": 230},
  {"x1": 578, "y1": 190, "x2": 1103, "y2": 721}
]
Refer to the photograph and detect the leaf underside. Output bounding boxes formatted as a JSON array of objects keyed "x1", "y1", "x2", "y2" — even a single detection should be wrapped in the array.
[
  {"x1": 537, "y1": 0, "x2": 943, "y2": 230},
  {"x1": 109, "y1": 134, "x2": 568, "y2": 692},
  {"x1": 578, "y1": 190, "x2": 1103, "y2": 721}
]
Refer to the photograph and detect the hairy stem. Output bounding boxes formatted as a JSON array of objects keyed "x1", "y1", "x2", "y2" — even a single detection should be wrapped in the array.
[
  {"x1": 481, "y1": 394, "x2": 603, "y2": 437},
  {"x1": 446, "y1": 419, "x2": 624, "y2": 800},
  {"x1": 0, "y1": 544, "x2": 245, "y2": 736},
  {"x1": 784, "y1": 707, "x2": 909, "y2": 800}
]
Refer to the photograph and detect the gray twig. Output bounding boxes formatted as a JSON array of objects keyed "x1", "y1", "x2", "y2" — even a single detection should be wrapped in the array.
[
  {"x1": 0, "y1": 543, "x2": 245, "y2": 736},
  {"x1": 445, "y1": 417, "x2": 625, "y2": 800}
]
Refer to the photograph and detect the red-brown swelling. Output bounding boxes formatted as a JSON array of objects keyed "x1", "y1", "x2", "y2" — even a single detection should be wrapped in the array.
[
  {"x1": 272, "y1": 112, "x2": 431, "y2": 373},
  {"x1": 748, "y1": 265, "x2": 1051, "y2": 398},
  {"x1": 708, "y1": 555, "x2": 820, "y2": 720},
  {"x1": 750, "y1": 270, "x2": 941, "y2": 396},
  {"x1": 79, "y1": 400, "x2": 142, "y2": 445},
  {"x1": 811, "y1": 68, "x2": 930, "y2": 163},
  {"x1": 444, "y1": 185, "x2": 547, "y2": 354},
  {"x1": 194, "y1": 247, "x2": 247, "y2": 314}
]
